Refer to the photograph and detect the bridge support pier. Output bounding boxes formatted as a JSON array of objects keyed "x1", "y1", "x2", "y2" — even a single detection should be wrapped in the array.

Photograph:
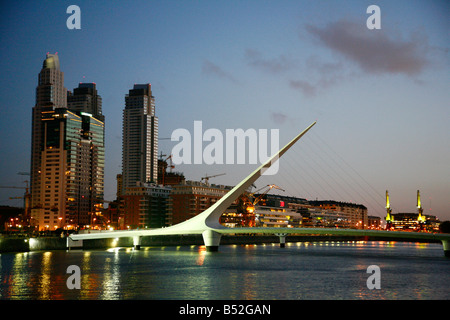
[
  {"x1": 442, "y1": 240, "x2": 450, "y2": 258},
  {"x1": 202, "y1": 230, "x2": 222, "y2": 252},
  {"x1": 133, "y1": 236, "x2": 141, "y2": 250},
  {"x1": 276, "y1": 233, "x2": 287, "y2": 248}
]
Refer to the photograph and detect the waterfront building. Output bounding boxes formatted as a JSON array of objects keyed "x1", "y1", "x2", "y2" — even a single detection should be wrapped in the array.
[
  {"x1": 102, "y1": 200, "x2": 121, "y2": 230},
  {"x1": 219, "y1": 193, "x2": 305, "y2": 228},
  {"x1": 309, "y1": 200, "x2": 368, "y2": 229},
  {"x1": 122, "y1": 84, "x2": 158, "y2": 190},
  {"x1": 32, "y1": 108, "x2": 104, "y2": 230},
  {"x1": 391, "y1": 213, "x2": 440, "y2": 232},
  {"x1": 254, "y1": 206, "x2": 302, "y2": 228},
  {"x1": 368, "y1": 215, "x2": 382, "y2": 229},
  {"x1": 167, "y1": 181, "x2": 233, "y2": 225},
  {"x1": 30, "y1": 53, "x2": 67, "y2": 227},
  {"x1": 67, "y1": 82, "x2": 105, "y2": 227},
  {"x1": 122, "y1": 184, "x2": 171, "y2": 229},
  {"x1": 300, "y1": 207, "x2": 351, "y2": 228},
  {"x1": 30, "y1": 54, "x2": 105, "y2": 230}
]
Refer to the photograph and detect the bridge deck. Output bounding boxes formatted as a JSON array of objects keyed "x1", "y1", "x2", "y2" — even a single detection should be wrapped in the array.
[{"x1": 70, "y1": 227, "x2": 450, "y2": 242}]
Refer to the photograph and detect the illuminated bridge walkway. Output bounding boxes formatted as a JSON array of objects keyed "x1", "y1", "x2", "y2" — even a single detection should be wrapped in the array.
[{"x1": 69, "y1": 122, "x2": 450, "y2": 257}]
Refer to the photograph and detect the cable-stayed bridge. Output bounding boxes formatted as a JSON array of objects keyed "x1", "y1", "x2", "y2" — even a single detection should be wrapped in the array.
[{"x1": 69, "y1": 122, "x2": 450, "y2": 257}]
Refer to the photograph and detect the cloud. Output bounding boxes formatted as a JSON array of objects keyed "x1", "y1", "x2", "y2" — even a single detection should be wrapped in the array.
[
  {"x1": 289, "y1": 80, "x2": 317, "y2": 97},
  {"x1": 202, "y1": 60, "x2": 237, "y2": 83},
  {"x1": 271, "y1": 112, "x2": 288, "y2": 125},
  {"x1": 305, "y1": 20, "x2": 429, "y2": 76},
  {"x1": 245, "y1": 49, "x2": 296, "y2": 74},
  {"x1": 289, "y1": 56, "x2": 347, "y2": 97}
]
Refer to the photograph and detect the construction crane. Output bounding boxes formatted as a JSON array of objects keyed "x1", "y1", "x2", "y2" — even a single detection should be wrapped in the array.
[
  {"x1": 239, "y1": 184, "x2": 285, "y2": 214},
  {"x1": 236, "y1": 184, "x2": 285, "y2": 227},
  {"x1": 159, "y1": 153, "x2": 175, "y2": 172},
  {"x1": 251, "y1": 184, "x2": 285, "y2": 206},
  {"x1": 159, "y1": 153, "x2": 176, "y2": 185},
  {"x1": 0, "y1": 182, "x2": 31, "y2": 226},
  {"x1": 201, "y1": 173, "x2": 225, "y2": 184},
  {"x1": 0, "y1": 181, "x2": 29, "y2": 195}
]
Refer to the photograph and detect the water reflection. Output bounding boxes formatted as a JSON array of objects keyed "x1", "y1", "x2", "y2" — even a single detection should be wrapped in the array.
[
  {"x1": 37, "y1": 252, "x2": 52, "y2": 299},
  {"x1": 11, "y1": 253, "x2": 31, "y2": 298},
  {"x1": 101, "y1": 250, "x2": 121, "y2": 299},
  {"x1": 0, "y1": 242, "x2": 448, "y2": 300},
  {"x1": 196, "y1": 246, "x2": 206, "y2": 266}
]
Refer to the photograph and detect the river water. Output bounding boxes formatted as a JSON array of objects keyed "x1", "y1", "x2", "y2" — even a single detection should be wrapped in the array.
[{"x1": 0, "y1": 241, "x2": 449, "y2": 300}]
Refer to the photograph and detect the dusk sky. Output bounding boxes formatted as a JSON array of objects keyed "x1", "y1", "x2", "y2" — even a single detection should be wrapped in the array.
[{"x1": 0, "y1": 0, "x2": 449, "y2": 221}]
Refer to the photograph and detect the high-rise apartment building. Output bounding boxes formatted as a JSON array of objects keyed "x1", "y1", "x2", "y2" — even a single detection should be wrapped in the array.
[
  {"x1": 67, "y1": 82, "x2": 106, "y2": 224},
  {"x1": 30, "y1": 54, "x2": 105, "y2": 230},
  {"x1": 122, "y1": 84, "x2": 158, "y2": 190},
  {"x1": 36, "y1": 109, "x2": 104, "y2": 230},
  {"x1": 30, "y1": 53, "x2": 67, "y2": 229}
]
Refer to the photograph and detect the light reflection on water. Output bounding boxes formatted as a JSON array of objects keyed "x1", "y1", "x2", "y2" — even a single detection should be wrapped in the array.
[{"x1": 0, "y1": 241, "x2": 449, "y2": 300}]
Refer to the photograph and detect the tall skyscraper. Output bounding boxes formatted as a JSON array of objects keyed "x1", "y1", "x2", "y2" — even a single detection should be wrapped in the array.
[
  {"x1": 30, "y1": 53, "x2": 67, "y2": 229},
  {"x1": 30, "y1": 54, "x2": 105, "y2": 230},
  {"x1": 122, "y1": 84, "x2": 158, "y2": 190},
  {"x1": 67, "y1": 83, "x2": 105, "y2": 227},
  {"x1": 67, "y1": 82, "x2": 104, "y2": 122},
  {"x1": 37, "y1": 109, "x2": 104, "y2": 230}
]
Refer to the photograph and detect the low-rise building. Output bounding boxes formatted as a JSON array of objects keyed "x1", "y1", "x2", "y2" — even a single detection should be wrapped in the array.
[{"x1": 122, "y1": 184, "x2": 171, "y2": 229}]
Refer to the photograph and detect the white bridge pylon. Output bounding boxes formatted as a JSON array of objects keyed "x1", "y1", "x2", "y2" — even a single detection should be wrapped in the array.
[{"x1": 69, "y1": 121, "x2": 450, "y2": 256}]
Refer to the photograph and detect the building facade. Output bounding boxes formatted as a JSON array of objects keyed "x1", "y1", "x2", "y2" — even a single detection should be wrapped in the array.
[
  {"x1": 30, "y1": 53, "x2": 67, "y2": 225},
  {"x1": 390, "y1": 213, "x2": 440, "y2": 232},
  {"x1": 309, "y1": 200, "x2": 368, "y2": 229},
  {"x1": 32, "y1": 108, "x2": 104, "y2": 230},
  {"x1": 122, "y1": 84, "x2": 158, "y2": 190},
  {"x1": 167, "y1": 181, "x2": 233, "y2": 225},
  {"x1": 30, "y1": 54, "x2": 105, "y2": 230},
  {"x1": 67, "y1": 82, "x2": 104, "y2": 122},
  {"x1": 122, "y1": 184, "x2": 171, "y2": 229}
]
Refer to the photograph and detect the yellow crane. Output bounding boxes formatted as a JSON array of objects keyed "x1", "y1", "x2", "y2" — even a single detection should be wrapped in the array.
[
  {"x1": 417, "y1": 190, "x2": 426, "y2": 228},
  {"x1": 385, "y1": 190, "x2": 392, "y2": 229}
]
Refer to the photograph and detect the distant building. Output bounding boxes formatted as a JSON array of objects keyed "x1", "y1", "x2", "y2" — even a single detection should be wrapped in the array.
[
  {"x1": 157, "y1": 158, "x2": 185, "y2": 186},
  {"x1": 309, "y1": 200, "x2": 368, "y2": 229},
  {"x1": 102, "y1": 200, "x2": 121, "y2": 230},
  {"x1": 391, "y1": 213, "x2": 440, "y2": 232},
  {"x1": 122, "y1": 84, "x2": 158, "y2": 190},
  {"x1": 167, "y1": 181, "x2": 233, "y2": 225},
  {"x1": 122, "y1": 184, "x2": 171, "y2": 229},
  {"x1": 368, "y1": 216, "x2": 382, "y2": 229}
]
